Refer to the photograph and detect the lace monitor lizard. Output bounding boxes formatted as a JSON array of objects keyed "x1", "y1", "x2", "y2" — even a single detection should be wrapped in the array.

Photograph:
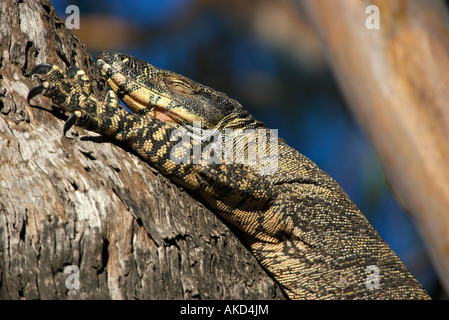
[{"x1": 27, "y1": 51, "x2": 430, "y2": 299}]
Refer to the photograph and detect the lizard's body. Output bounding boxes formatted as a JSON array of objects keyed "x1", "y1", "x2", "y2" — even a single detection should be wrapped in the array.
[{"x1": 28, "y1": 52, "x2": 430, "y2": 299}]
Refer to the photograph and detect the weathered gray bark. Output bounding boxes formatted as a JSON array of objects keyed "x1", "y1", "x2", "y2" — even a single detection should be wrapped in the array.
[{"x1": 0, "y1": 0, "x2": 284, "y2": 299}]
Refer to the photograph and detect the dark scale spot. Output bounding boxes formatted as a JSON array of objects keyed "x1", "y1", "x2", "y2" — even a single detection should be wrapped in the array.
[{"x1": 254, "y1": 213, "x2": 268, "y2": 234}]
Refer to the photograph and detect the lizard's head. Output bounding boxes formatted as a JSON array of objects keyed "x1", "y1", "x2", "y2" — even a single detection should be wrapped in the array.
[{"x1": 97, "y1": 51, "x2": 263, "y2": 130}]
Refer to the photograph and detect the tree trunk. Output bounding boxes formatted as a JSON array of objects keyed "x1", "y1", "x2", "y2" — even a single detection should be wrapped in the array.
[
  {"x1": 302, "y1": 0, "x2": 449, "y2": 294},
  {"x1": 0, "y1": 0, "x2": 284, "y2": 300}
]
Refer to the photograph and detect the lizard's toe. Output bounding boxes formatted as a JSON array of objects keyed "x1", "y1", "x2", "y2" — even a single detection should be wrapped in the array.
[
  {"x1": 28, "y1": 63, "x2": 65, "y2": 106},
  {"x1": 67, "y1": 66, "x2": 91, "y2": 94}
]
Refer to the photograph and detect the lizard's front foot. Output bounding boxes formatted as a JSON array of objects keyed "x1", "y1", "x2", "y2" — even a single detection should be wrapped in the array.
[
  {"x1": 28, "y1": 63, "x2": 120, "y2": 136},
  {"x1": 28, "y1": 64, "x2": 92, "y2": 112}
]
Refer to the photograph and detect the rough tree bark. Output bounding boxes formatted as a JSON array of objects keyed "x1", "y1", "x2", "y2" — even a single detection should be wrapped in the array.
[
  {"x1": 0, "y1": 0, "x2": 285, "y2": 299},
  {"x1": 302, "y1": 0, "x2": 449, "y2": 294}
]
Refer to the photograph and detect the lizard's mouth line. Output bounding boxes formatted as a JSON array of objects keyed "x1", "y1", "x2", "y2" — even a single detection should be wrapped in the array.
[{"x1": 98, "y1": 58, "x2": 186, "y2": 124}]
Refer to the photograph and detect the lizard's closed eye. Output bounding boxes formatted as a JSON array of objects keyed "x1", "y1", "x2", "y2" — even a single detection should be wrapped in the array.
[{"x1": 167, "y1": 79, "x2": 193, "y2": 94}]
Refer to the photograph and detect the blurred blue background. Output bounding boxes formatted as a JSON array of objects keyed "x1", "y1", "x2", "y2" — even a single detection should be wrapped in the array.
[{"x1": 52, "y1": 0, "x2": 442, "y2": 297}]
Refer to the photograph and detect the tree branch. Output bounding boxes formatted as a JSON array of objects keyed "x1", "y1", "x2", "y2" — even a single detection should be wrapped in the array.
[{"x1": 0, "y1": 0, "x2": 284, "y2": 299}]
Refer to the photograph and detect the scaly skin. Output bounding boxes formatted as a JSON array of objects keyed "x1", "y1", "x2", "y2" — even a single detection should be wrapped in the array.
[{"x1": 27, "y1": 52, "x2": 430, "y2": 299}]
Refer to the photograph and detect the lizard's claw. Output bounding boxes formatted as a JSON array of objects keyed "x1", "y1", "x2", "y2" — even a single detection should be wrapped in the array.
[
  {"x1": 28, "y1": 64, "x2": 54, "y2": 104},
  {"x1": 63, "y1": 111, "x2": 80, "y2": 137},
  {"x1": 27, "y1": 63, "x2": 58, "y2": 105},
  {"x1": 27, "y1": 83, "x2": 46, "y2": 105},
  {"x1": 30, "y1": 63, "x2": 54, "y2": 77}
]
